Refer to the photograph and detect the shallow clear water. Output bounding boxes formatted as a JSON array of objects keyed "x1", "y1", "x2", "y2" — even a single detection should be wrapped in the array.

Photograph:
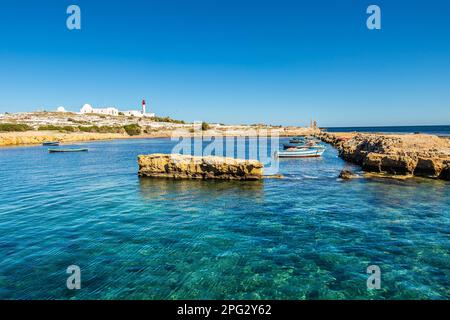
[{"x1": 0, "y1": 138, "x2": 449, "y2": 299}]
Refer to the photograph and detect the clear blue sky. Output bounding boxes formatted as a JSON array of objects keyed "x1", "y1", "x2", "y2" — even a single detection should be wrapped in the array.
[{"x1": 0, "y1": 0, "x2": 449, "y2": 126}]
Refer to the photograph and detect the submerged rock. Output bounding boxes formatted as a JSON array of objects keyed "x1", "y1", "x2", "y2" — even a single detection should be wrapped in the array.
[
  {"x1": 264, "y1": 174, "x2": 284, "y2": 179},
  {"x1": 338, "y1": 169, "x2": 358, "y2": 180},
  {"x1": 439, "y1": 161, "x2": 450, "y2": 181},
  {"x1": 138, "y1": 154, "x2": 263, "y2": 180}
]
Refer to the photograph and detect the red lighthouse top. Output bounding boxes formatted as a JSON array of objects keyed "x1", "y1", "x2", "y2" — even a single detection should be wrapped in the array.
[{"x1": 142, "y1": 99, "x2": 146, "y2": 106}]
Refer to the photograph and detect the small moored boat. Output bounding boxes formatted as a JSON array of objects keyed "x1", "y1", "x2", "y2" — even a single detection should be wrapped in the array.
[
  {"x1": 48, "y1": 148, "x2": 88, "y2": 153},
  {"x1": 42, "y1": 141, "x2": 60, "y2": 146},
  {"x1": 289, "y1": 137, "x2": 305, "y2": 144},
  {"x1": 283, "y1": 142, "x2": 319, "y2": 149},
  {"x1": 275, "y1": 147, "x2": 325, "y2": 158}
]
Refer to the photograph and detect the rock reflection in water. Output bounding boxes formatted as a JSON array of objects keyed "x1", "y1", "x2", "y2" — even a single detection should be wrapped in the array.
[{"x1": 139, "y1": 177, "x2": 264, "y2": 203}]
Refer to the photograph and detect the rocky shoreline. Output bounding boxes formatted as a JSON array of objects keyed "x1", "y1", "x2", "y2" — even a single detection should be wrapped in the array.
[
  {"x1": 316, "y1": 131, "x2": 450, "y2": 181},
  {"x1": 0, "y1": 131, "x2": 128, "y2": 147}
]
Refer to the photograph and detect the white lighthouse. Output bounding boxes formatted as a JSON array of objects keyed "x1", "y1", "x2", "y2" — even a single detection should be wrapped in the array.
[
  {"x1": 122, "y1": 99, "x2": 154, "y2": 118},
  {"x1": 142, "y1": 99, "x2": 146, "y2": 115}
]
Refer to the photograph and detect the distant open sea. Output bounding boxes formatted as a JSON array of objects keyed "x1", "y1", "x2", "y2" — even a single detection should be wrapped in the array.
[{"x1": 325, "y1": 125, "x2": 450, "y2": 136}]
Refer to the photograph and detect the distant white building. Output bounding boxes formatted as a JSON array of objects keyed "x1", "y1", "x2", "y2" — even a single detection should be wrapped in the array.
[
  {"x1": 142, "y1": 99, "x2": 147, "y2": 114},
  {"x1": 123, "y1": 110, "x2": 144, "y2": 117},
  {"x1": 122, "y1": 110, "x2": 155, "y2": 118},
  {"x1": 121, "y1": 99, "x2": 155, "y2": 118},
  {"x1": 80, "y1": 104, "x2": 119, "y2": 116},
  {"x1": 56, "y1": 106, "x2": 67, "y2": 112},
  {"x1": 142, "y1": 99, "x2": 155, "y2": 117},
  {"x1": 80, "y1": 104, "x2": 93, "y2": 113}
]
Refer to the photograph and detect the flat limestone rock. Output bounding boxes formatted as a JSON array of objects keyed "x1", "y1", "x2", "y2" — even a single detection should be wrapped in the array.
[{"x1": 138, "y1": 153, "x2": 263, "y2": 180}]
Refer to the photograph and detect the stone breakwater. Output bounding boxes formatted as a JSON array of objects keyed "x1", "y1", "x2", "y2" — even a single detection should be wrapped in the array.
[
  {"x1": 316, "y1": 132, "x2": 450, "y2": 180},
  {"x1": 138, "y1": 154, "x2": 264, "y2": 180}
]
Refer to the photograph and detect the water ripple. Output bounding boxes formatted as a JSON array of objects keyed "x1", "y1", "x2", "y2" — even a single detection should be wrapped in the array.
[{"x1": 0, "y1": 138, "x2": 448, "y2": 299}]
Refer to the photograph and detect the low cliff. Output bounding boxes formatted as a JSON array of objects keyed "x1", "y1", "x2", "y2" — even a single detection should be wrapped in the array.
[
  {"x1": 316, "y1": 132, "x2": 450, "y2": 180},
  {"x1": 0, "y1": 131, "x2": 127, "y2": 146},
  {"x1": 138, "y1": 154, "x2": 264, "y2": 180}
]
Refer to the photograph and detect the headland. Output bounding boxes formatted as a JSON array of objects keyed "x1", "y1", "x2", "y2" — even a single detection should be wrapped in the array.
[
  {"x1": 316, "y1": 131, "x2": 450, "y2": 180},
  {"x1": 0, "y1": 111, "x2": 318, "y2": 146}
]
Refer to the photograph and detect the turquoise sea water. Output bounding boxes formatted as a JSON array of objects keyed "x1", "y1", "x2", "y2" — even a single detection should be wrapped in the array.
[{"x1": 0, "y1": 138, "x2": 449, "y2": 299}]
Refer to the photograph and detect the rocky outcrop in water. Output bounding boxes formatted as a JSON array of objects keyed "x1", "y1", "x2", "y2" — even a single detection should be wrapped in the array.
[
  {"x1": 439, "y1": 161, "x2": 450, "y2": 180},
  {"x1": 338, "y1": 169, "x2": 358, "y2": 180},
  {"x1": 138, "y1": 154, "x2": 263, "y2": 180},
  {"x1": 316, "y1": 132, "x2": 450, "y2": 181}
]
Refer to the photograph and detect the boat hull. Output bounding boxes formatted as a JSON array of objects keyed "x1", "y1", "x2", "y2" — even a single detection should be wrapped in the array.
[
  {"x1": 275, "y1": 149, "x2": 325, "y2": 158},
  {"x1": 48, "y1": 148, "x2": 88, "y2": 153},
  {"x1": 283, "y1": 143, "x2": 321, "y2": 150},
  {"x1": 43, "y1": 142, "x2": 60, "y2": 146},
  {"x1": 288, "y1": 139, "x2": 304, "y2": 144}
]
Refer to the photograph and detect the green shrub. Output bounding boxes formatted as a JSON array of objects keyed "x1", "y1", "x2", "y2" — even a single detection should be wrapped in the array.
[
  {"x1": 38, "y1": 125, "x2": 62, "y2": 131},
  {"x1": 152, "y1": 116, "x2": 185, "y2": 124},
  {"x1": 62, "y1": 126, "x2": 77, "y2": 132},
  {"x1": 123, "y1": 124, "x2": 141, "y2": 136},
  {"x1": 38, "y1": 125, "x2": 78, "y2": 132},
  {"x1": 78, "y1": 126, "x2": 99, "y2": 133},
  {"x1": 67, "y1": 118, "x2": 89, "y2": 125},
  {"x1": 143, "y1": 127, "x2": 158, "y2": 134},
  {"x1": 77, "y1": 126, "x2": 122, "y2": 133},
  {"x1": 0, "y1": 123, "x2": 33, "y2": 132},
  {"x1": 97, "y1": 126, "x2": 124, "y2": 134},
  {"x1": 201, "y1": 122, "x2": 210, "y2": 131}
]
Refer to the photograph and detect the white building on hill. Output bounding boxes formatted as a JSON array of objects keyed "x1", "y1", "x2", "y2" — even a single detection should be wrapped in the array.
[
  {"x1": 80, "y1": 104, "x2": 119, "y2": 116},
  {"x1": 123, "y1": 110, "x2": 144, "y2": 117},
  {"x1": 122, "y1": 110, "x2": 155, "y2": 118},
  {"x1": 122, "y1": 99, "x2": 155, "y2": 118}
]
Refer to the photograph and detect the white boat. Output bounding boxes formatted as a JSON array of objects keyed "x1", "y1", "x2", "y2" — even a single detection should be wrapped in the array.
[{"x1": 275, "y1": 147, "x2": 325, "y2": 158}]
